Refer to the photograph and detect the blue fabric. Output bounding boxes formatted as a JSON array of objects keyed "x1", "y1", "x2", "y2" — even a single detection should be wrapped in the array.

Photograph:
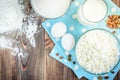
[{"x1": 42, "y1": 0, "x2": 120, "y2": 79}]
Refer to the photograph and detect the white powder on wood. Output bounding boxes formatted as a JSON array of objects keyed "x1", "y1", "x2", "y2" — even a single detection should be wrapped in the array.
[
  {"x1": 0, "y1": 36, "x2": 20, "y2": 56},
  {"x1": 0, "y1": 36, "x2": 12, "y2": 49},
  {"x1": 0, "y1": 0, "x2": 23, "y2": 33},
  {"x1": 23, "y1": 23, "x2": 38, "y2": 47},
  {"x1": 76, "y1": 29, "x2": 120, "y2": 74}
]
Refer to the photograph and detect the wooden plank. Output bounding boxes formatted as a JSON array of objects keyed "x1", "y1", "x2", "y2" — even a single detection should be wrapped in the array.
[
  {"x1": 0, "y1": 0, "x2": 119, "y2": 80},
  {"x1": 0, "y1": 51, "x2": 1, "y2": 80},
  {"x1": 112, "y1": 0, "x2": 120, "y2": 7},
  {"x1": 20, "y1": 28, "x2": 45, "y2": 80},
  {"x1": 0, "y1": 49, "x2": 17, "y2": 80}
]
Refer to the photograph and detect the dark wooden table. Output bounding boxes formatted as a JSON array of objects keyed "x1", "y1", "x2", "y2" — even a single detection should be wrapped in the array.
[{"x1": 0, "y1": 0, "x2": 120, "y2": 80}]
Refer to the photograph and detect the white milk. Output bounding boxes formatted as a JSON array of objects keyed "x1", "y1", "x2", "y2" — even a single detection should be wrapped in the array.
[
  {"x1": 31, "y1": 0, "x2": 71, "y2": 18},
  {"x1": 77, "y1": 0, "x2": 107, "y2": 25}
]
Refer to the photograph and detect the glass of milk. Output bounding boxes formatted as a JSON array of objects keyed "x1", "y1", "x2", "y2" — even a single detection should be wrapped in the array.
[
  {"x1": 77, "y1": 0, "x2": 108, "y2": 26},
  {"x1": 30, "y1": 0, "x2": 71, "y2": 19}
]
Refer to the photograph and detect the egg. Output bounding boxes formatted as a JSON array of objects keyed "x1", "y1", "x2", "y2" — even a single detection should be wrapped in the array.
[
  {"x1": 61, "y1": 33, "x2": 75, "y2": 51},
  {"x1": 31, "y1": 0, "x2": 71, "y2": 18},
  {"x1": 51, "y1": 22, "x2": 67, "y2": 38}
]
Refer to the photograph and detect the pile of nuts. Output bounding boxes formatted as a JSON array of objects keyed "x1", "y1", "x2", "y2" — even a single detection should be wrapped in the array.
[{"x1": 106, "y1": 15, "x2": 120, "y2": 29}]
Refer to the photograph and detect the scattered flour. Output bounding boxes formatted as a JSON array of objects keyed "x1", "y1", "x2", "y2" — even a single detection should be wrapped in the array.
[
  {"x1": 23, "y1": 23, "x2": 38, "y2": 47},
  {"x1": 0, "y1": 36, "x2": 20, "y2": 56},
  {"x1": 0, "y1": 36, "x2": 12, "y2": 49},
  {"x1": 0, "y1": 0, "x2": 40, "y2": 57},
  {"x1": 0, "y1": 0, "x2": 23, "y2": 34}
]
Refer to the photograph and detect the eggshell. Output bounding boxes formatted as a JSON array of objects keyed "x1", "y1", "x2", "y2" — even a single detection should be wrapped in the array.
[
  {"x1": 61, "y1": 33, "x2": 75, "y2": 51},
  {"x1": 51, "y1": 22, "x2": 67, "y2": 38}
]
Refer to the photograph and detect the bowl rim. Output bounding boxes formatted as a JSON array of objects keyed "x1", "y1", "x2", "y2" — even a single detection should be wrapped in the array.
[
  {"x1": 75, "y1": 28, "x2": 120, "y2": 75},
  {"x1": 30, "y1": 0, "x2": 72, "y2": 19}
]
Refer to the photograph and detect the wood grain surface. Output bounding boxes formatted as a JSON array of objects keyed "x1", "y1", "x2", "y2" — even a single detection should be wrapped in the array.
[{"x1": 0, "y1": 0, "x2": 120, "y2": 80}]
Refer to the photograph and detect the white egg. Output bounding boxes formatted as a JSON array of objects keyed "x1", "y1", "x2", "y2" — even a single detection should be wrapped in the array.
[
  {"x1": 61, "y1": 33, "x2": 75, "y2": 51},
  {"x1": 51, "y1": 22, "x2": 67, "y2": 38},
  {"x1": 31, "y1": 0, "x2": 71, "y2": 18}
]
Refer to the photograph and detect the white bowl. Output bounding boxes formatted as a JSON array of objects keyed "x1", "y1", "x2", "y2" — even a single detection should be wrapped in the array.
[{"x1": 30, "y1": 0, "x2": 72, "y2": 19}]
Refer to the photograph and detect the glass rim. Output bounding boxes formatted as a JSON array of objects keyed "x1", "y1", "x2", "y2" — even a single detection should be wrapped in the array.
[{"x1": 80, "y1": 0, "x2": 108, "y2": 23}]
